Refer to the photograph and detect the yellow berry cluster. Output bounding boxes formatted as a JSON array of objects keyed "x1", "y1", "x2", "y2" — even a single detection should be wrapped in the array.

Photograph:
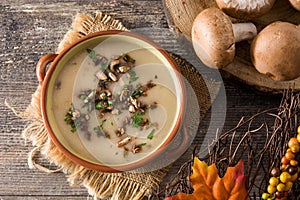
[{"x1": 262, "y1": 126, "x2": 300, "y2": 200}]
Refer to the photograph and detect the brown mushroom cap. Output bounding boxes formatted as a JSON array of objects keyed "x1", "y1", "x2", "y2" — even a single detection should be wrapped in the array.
[
  {"x1": 216, "y1": 0, "x2": 276, "y2": 19},
  {"x1": 289, "y1": 0, "x2": 300, "y2": 11},
  {"x1": 250, "y1": 22, "x2": 300, "y2": 81},
  {"x1": 192, "y1": 8, "x2": 257, "y2": 69},
  {"x1": 192, "y1": 8, "x2": 235, "y2": 69}
]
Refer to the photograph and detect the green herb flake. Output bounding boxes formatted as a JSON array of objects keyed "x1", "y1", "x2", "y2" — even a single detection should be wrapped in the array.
[
  {"x1": 96, "y1": 100, "x2": 109, "y2": 110},
  {"x1": 101, "y1": 65, "x2": 108, "y2": 71},
  {"x1": 122, "y1": 53, "x2": 129, "y2": 62},
  {"x1": 129, "y1": 58, "x2": 136, "y2": 63},
  {"x1": 95, "y1": 102, "x2": 103, "y2": 110},
  {"x1": 147, "y1": 129, "x2": 155, "y2": 140},
  {"x1": 132, "y1": 111, "x2": 144, "y2": 128},
  {"x1": 71, "y1": 124, "x2": 77, "y2": 133},
  {"x1": 70, "y1": 119, "x2": 81, "y2": 133},
  {"x1": 111, "y1": 121, "x2": 114, "y2": 126},
  {"x1": 122, "y1": 53, "x2": 136, "y2": 64},
  {"x1": 93, "y1": 126, "x2": 99, "y2": 132},
  {"x1": 86, "y1": 48, "x2": 98, "y2": 63},
  {"x1": 128, "y1": 70, "x2": 139, "y2": 84},
  {"x1": 100, "y1": 119, "x2": 107, "y2": 130},
  {"x1": 79, "y1": 94, "x2": 87, "y2": 100},
  {"x1": 131, "y1": 87, "x2": 144, "y2": 97},
  {"x1": 141, "y1": 143, "x2": 147, "y2": 146},
  {"x1": 64, "y1": 104, "x2": 81, "y2": 133},
  {"x1": 100, "y1": 58, "x2": 109, "y2": 71},
  {"x1": 64, "y1": 116, "x2": 71, "y2": 123},
  {"x1": 129, "y1": 76, "x2": 139, "y2": 84},
  {"x1": 128, "y1": 70, "x2": 136, "y2": 76}
]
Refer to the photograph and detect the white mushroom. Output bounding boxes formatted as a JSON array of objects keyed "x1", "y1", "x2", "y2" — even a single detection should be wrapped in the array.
[
  {"x1": 216, "y1": 0, "x2": 276, "y2": 19},
  {"x1": 192, "y1": 8, "x2": 257, "y2": 69},
  {"x1": 108, "y1": 72, "x2": 118, "y2": 81},
  {"x1": 250, "y1": 22, "x2": 300, "y2": 81},
  {"x1": 116, "y1": 136, "x2": 131, "y2": 147},
  {"x1": 289, "y1": 0, "x2": 300, "y2": 11},
  {"x1": 95, "y1": 70, "x2": 107, "y2": 80}
]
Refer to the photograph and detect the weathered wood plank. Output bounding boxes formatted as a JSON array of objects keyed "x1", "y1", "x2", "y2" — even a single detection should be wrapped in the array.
[
  {"x1": 0, "y1": 0, "x2": 168, "y2": 198},
  {"x1": 0, "y1": 196, "x2": 94, "y2": 200},
  {"x1": 0, "y1": 0, "x2": 282, "y2": 199}
]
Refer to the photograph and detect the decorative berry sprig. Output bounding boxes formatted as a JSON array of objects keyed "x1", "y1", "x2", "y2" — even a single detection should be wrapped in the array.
[{"x1": 262, "y1": 126, "x2": 300, "y2": 200}]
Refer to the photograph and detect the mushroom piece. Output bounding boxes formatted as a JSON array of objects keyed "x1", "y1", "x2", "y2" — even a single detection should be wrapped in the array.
[
  {"x1": 250, "y1": 22, "x2": 300, "y2": 81},
  {"x1": 289, "y1": 0, "x2": 300, "y2": 11},
  {"x1": 192, "y1": 8, "x2": 257, "y2": 69},
  {"x1": 216, "y1": 0, "x2": 276, "y2": 19}
]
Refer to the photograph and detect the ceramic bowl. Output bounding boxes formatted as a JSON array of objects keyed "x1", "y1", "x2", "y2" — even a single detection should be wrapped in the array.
[{"x1": 37, "y1": 30, "x2": 185, "y2": 172}]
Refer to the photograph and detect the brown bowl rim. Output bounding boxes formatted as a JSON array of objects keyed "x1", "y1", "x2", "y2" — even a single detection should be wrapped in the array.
[{"x1": 40, "y1": 30, "x2": 185, "y2": 172}]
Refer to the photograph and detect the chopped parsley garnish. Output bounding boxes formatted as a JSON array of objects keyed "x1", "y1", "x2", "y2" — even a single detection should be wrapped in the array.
[
  {"x1": 100, "y1": 58, "x2": 109, "y2": 71},
  {"x1": 93, "y1": 126, "x2": 100, "y2": 133},
  {"x1": 122, "y1": 53, "x2": 129, "y2": 62},
  {"x1": 66, "y1": 120, "x2": 79, "y2": 132},
  {"x1": 129, "y1": 58, "x2": 136, "y2": 63},
  {"x1": 129, "y1": 76, "x2": 139, "y2": 84},
  {"x1": 132, "y1": 111, "x2": 145, "y2": 128},
  {"x1": 64, "y1": 104, "x2": 81, "y2": 133},
  {"x1": 147, "y1": 129, "x2": 155, "y2": 140},
  {"x1": 122, "y1": 53, "x2": 135, "y2": 63},
  {"x1": 99, "y1": 119, "x2": 107, "y2": 130},
  {"x1": 95, "y1": 100, "x2": 110, "y2": 110},
  {"x1": 95, "y1": 102, "x2": 104, "y2": 110},
  {"x1": 128, "y1": 70, "x2": 139, "y2": 84},
  {"x1": 87, "y1": 48, "x2": 98, "y2": 63},
  {"x1": 79, "y1": 94, "x2": 87, "y2": 100},
  {"x1": 64, "y1": 51, "x2": 156, "y2": 154},
  {"x1": 131, "y1": 86, "x2": 144, "y2": 97},
  {"x1": 87, "y1": 49, "x2": 109, "y2": 69}
]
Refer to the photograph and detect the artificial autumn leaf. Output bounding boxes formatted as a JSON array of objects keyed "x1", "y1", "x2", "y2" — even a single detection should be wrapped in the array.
[{"x1": 165, "y1": 157, "x2": 248, "y2": 200}]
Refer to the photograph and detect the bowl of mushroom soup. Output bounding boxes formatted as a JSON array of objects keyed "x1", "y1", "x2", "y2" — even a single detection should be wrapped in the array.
[{"x1": 37, "y1": 30, "x2": 185, "y2": 172}]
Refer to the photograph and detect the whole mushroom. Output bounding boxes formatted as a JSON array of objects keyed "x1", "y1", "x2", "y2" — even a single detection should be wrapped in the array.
[
  {"x1": 216, "y1": 0, "x2": 276, "y2": 19},
  {"x1": 192, "y1": 8, "x2": 257, "y2": 69},
  {"x1": 250, "y1": 22, "x2": 300, "y2": 81},
  {"x1": 289, "y1": 0, "x2": 300, "y2": 11}
]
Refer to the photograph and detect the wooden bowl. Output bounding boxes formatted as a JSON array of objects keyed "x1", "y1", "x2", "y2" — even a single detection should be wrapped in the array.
[
  {"x1": 36, "y1": 30, "x2": 185, "y2": 172},
  {"x1": 163, "y1": 0, "x2": 300, "y2": 93}
]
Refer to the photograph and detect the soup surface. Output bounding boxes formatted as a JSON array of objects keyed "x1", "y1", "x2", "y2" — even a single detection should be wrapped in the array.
[{"x1": 48, "y1": 35, "x2": 181, "y2": 167}]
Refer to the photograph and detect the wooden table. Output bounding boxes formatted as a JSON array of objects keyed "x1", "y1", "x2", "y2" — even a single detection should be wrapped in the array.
[{"x1": 0, "y1": 0, "x2": 282, "y2": 199}]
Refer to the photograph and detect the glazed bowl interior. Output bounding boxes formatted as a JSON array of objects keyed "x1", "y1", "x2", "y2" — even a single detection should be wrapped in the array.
[{"x1": 43, "y1": 31, "x2": 184, "y2": 172}]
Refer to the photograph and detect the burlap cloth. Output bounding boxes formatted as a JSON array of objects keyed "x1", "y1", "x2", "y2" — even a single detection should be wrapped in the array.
[{"x1": 8, "y1": 11, "x2": 220, "y2": 200}]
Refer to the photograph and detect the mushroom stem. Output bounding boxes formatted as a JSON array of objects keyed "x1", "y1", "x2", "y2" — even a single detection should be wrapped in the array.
[{"x1": 232, "y1": 23, "x2": 257, "y2": 43}]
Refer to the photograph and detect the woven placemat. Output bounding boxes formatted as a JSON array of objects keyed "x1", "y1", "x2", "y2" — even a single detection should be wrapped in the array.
[{"x1": 8, "y1": 11, "x2": 221, "y2": 200}]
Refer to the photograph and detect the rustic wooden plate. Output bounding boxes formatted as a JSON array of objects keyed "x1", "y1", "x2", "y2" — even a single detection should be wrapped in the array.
[{"x1": 163, "y1": 0, "x2": 300, "y2": 93}]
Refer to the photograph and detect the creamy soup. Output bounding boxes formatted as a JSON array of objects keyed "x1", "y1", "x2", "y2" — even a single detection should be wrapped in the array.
[{"x1": 47, "y1": 35, "x2": 182, "y2": 167}]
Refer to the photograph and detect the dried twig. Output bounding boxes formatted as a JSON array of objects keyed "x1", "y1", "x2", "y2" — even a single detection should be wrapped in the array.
[{"x1": 163, "y1": 90, "x2": 300, "y2": 199}]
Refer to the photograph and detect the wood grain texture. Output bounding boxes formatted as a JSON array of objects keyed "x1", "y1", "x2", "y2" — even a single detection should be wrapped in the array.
[
  {"x1": 1, "y1": 0, "x2": 282, "y2": 199},
  {"x1": 164, "y1": 0, "x2": 300, "y2": 93}
]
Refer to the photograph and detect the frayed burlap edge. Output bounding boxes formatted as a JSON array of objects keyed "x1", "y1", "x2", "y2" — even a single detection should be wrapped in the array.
[
  {"x1": 57, "y1": 11, "x2": 127, "y2": 53},
  {"x1": 6, "y1": 86, "x2": 167, "y2": 200},
  {"x1": 6, "y1": 11, "x2": 170, "y2": 200},
  {"x1": 6, "y1": 11, "x2": 220, "y2": 200}
]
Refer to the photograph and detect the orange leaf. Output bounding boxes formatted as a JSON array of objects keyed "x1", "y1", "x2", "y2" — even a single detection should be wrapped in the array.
[{"x1": 165, "y1": 157, "x2": 248, "y2": 200}]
